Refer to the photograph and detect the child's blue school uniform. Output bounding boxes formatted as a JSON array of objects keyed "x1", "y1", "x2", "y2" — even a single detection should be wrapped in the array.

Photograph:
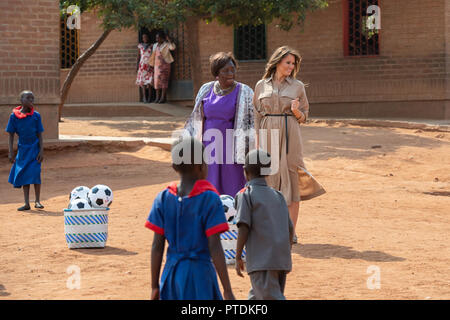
[
  {"x1": 6, "y1": 107, "x2": 44, "y2": 188},
  {"x1": 146, "y1": 179, "x2": 229, "y2": 300}
]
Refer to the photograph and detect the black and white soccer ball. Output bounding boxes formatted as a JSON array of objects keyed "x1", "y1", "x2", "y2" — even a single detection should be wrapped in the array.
[
  {"x1": 68, "y1": 198, "x2": 91, "y2": 210},
  {"x1": 69, "y1": 186, "x2": 90, "y2": 202},
  {"x1": 88, "y1": 184, "x2": 113, "y2": 208},
  {"x1": 220, "y1": 194, "x2": 236, "y2": 222}
]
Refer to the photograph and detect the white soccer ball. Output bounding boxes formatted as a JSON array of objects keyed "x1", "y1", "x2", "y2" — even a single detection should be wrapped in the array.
[
  {"x1": 69, "y1": 186, "x2": 90, "y2": 202},
  {"x1": 68, "y1": 198, "x2": 91, "y2": 210},
  {"x1": 220, "y1": 194, "x2": 236, "y2": 223},
  {"x1": 88, "y1": 184, "x2": 113, "y2": 208}
]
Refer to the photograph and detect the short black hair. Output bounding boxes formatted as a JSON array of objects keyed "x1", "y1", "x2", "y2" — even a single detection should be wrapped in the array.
[
  {"x1": 157, "y1": 30, "x2": 166, "y2": 39},
  {"x1": 209, "y1": 52, "x2": 237, "y2": 77},
  {"x1": 244, "y1": 149, "x2": 271, "y2": 177},
  {"x1": 171, "y1": 136, "x2": 205, "y2": 174},
  {"x1": 20, "y1": 90, "x2": 34, "y2": 100}
]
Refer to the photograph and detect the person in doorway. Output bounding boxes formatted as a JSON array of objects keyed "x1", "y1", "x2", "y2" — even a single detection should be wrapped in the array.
[
  {"x1": 149, "y1": 31, "x2": 176, "y2": 104},
  {"x1": 136, "y1": 33, "x2": 154, "y2": 103}
]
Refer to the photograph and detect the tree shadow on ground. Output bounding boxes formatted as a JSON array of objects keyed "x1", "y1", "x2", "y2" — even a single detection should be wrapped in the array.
[
  {"x1": 59, "y1": 119, "x2": 448, "y2": 160},
  {"x1": 292, "y1": 243, "x2": 405, "y2": 262},
  {"x1": 0, "y1": 284, "x2": 11, "y2": 297},
  {"x1": 75, "y1": 246, "x2": 138, "y2": 256},
  {"x1": 301, "y1": 126, "x2": 446, "y2": 161},
  {"x1": 423, "y1": 191, "x2": 450, "y2": 197},
  {"x1": 64, "y1": 117, "x2": 186, "y2": 139},
  {"x1": 26, "y1": 210, "x2": 63, "y2": 217},
  {"x1": 0, "y1": 144, "x2": 176, "y2": 205}
]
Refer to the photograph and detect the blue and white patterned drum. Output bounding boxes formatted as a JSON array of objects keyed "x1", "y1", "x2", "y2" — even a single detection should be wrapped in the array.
[
  {"x1": 64, "y1": 208, "x2": 109, "y2": 249},
  {"x1": 220, "y1": 223, "x2": 246, "y2": 265}
]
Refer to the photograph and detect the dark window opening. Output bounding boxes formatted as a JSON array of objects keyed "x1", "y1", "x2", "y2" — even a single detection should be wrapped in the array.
[
  {"x1": 234, "y1": 24, "x2": 266, "y2": 61},
  {"x1": 345, "y1": 0, "x2": 380, "y2": 56},
  {"x1": 60, "y1": 16, "x2": 79, "y2": 69}
]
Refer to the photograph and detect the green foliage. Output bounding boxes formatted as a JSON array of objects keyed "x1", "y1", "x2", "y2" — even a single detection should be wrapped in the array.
[
  {"x1": 59, "y1": 0, "x2": 91, "y2": 16},
  {"x1": 60, "y1": 0, "x2": 141, "y2": 31},
  {"x1": 59, "y1": 0, "x2": 328, "y2": 31},
  {"x1": 195, "y1": 0, "x2": 329, "y2": 30}
]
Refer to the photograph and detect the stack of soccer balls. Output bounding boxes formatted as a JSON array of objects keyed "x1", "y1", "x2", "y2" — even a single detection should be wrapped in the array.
[
  {"x1": 220, "y1": 194, "x2": 237, "y2": 223},
  {"x1": 68, "y1": 185, "x2": 113, "y2": 210}
]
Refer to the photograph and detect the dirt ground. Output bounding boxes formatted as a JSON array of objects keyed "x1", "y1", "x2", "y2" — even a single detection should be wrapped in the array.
[
  {"x1": 1, "y1": 119, "x2": 449, "y2": 300},
  {"x1": 59, "y1": 117, "x2": 186, "y2": 138}
]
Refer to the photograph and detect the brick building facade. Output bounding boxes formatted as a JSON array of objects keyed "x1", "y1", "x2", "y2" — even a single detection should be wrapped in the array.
[
  {"x1": 63, "y1": 0, "x2": 450, "y2": 120},
  {"x1": 0, "y1": 0, "x2": 60, "y2": 144},
  {"x1": 1, "y1": 0, "x2": 449, "y2": 144},
  {"x1": 60, "y1": 12, "x2": 139, "y2": 104}
]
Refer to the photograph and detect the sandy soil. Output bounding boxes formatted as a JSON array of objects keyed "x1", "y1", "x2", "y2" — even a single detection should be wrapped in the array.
[
  {"x1": 59, "y1": 117, "x2": 187, "y2": 138},
  {"x1": 1, "y1": 120, "x2": 449, "y2": 300}
]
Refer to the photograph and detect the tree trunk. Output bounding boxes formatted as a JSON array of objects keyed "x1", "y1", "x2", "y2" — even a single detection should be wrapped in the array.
[
  {"x1": 58, "y1": 29, "x2": 112, "y2": 121},
  {"x1": 184, "y1": 16, "x2": 202, "y2": 101}
]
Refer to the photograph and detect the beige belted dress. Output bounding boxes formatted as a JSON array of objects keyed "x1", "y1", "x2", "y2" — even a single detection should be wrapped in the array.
[{"x1": 253, "y1": 76, "x2": 325, "y2": 206}]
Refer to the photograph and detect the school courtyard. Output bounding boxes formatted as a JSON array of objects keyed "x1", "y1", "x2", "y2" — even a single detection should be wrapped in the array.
[
  {"x1": 0, "y1": 105, "x2": 449, "y2": 299},
  {"x1": 1, "y1": 0, "x2": 450, "y2": 300}
]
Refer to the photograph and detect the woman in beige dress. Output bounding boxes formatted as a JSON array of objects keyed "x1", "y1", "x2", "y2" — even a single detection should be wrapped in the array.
[{"x1": 253, "y1": 46, "x2": 325, "y2": 244}]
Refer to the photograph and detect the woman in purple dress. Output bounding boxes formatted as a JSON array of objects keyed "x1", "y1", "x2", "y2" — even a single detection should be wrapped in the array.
[{"x1": 184, "y1": 52, "x2": 255, "y2": 196}]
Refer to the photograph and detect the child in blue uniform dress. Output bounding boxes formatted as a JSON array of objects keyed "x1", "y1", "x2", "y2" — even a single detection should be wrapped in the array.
[
  {"x1": 6, "y1": 91, "x2": 45, "y2": 211},
  {"x1": 146, "y1": 137, "x2": 235, "y2": 300}
]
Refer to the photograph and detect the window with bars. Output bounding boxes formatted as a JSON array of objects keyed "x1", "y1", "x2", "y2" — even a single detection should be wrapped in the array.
[
  {"x1": 60, "y1": 16, "x2": 79, "y2": 69},
  {"x1": 344, "y1": 0, "x2": 380, "y2": 56},
  {"x1": 234, "y1": 24, "x2": 266, "y2": 61},
  {"x1": 171, "y1": 24, "x2": 191, "y2": 81}
]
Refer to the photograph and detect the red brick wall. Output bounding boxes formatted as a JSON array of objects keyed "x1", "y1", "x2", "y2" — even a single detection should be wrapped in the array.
[
  {"x1": 63, "y1": 12, "x2": 139, "y2": 103},
  {"x1": 196, "y1": 21, "x2": 267, "y2": 87},
  {"x1": 196, "y1": 0, "x2": 448, "y2": 119},
  {"x1": 62, "y1": 0, "x2": 449, "y2": 119},
  {"x1": 445, "y1": 0, "x2": 450, "y2": 119},
  {"x1": 291, "y1": 0, "x2": 446, "y2": 103},
  {"x1": 0, "y1": 0, "x2": 60, "y2": 143}
]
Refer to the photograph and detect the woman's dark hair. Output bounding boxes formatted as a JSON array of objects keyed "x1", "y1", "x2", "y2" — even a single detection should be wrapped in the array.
[
  {"x1": 141, "y1": 32, "x2": 150, "y2": 43},
  {"x1": 156, "y1": 30, "x2": 166, "y2": 39},
  {"x1": 209, "y1": 52, "x2": 237, "y2": 77}
]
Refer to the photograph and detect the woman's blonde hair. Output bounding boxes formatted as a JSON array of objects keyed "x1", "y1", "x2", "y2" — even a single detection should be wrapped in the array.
[{"x1": 263, "y1": 46, "x2": 302, "y2": 80}]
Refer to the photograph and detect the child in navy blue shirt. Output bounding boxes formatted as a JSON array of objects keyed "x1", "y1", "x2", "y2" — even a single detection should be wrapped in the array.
[
  {"x1": 146, "y1": 137, "x2": 235, "y2": 300},
  {"x1": 6, "y1": 91, "x2": 45, "y2": 211}
]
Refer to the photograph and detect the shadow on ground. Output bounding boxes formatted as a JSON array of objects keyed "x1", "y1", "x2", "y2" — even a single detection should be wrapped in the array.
[
  {"x1": 423, "y1": 191, "x2": 450, "y2": 197},
  {"x1": 62, "y1": 120, "x2": 448, "y2": 160},
  {"x1": 25, "y1": 210, "x2": 63, "y2": 217},
  {"x1": 0, "y1": 144, "x2": 175, "y2": 205},
  {"x1": 75, "y1": 246, "x2": 138, "y2": 256},
  {"x1": 292, "y1": 243, "x2": 406, "y2": 262},
  {"x1": 0, "y1": 284, "x2": 11, "y2": 297},
  {"x1": 302, "y1": 126, "x2": 447, "y2": 161},
  {"x1": 62, "y1": 117, "x2": 186, "y2": 138}
]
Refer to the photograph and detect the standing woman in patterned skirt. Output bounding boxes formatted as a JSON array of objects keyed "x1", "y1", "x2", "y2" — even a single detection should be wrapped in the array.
[
  {"x1": 149, "y1": 30, "x2": 176, "y2": 104},
  {"x1": 136, "y1": 33, "x2": 154, "y2": 103}
]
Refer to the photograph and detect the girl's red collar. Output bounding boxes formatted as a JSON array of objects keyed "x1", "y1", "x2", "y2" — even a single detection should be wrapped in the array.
[
  {"x1": 167, "y1": 180, "x2": 219, "y2": 198},
  {"x1": 13, "y1": 106, "x2": 34, "y2": 119}
]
